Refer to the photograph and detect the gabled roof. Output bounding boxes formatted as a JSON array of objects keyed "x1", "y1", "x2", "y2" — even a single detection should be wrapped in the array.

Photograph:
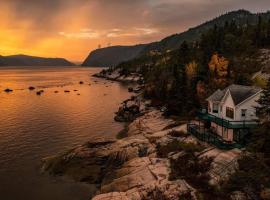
[
  {"x1": 207, "y1": 84, "x2": 262, "y2": 106},
  {"x1": 206, "y1": 89, "x2": 224, "y2": 102}
]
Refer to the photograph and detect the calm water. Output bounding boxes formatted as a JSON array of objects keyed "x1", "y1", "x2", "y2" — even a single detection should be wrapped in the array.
[{"x1": 0, "y1": 67, "x2": 131, "y2": 200}]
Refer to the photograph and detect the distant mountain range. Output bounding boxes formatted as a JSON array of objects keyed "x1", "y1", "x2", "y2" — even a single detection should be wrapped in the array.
[
  {"x1": 0, "y1": 54, "x2": 75, "y2": 67},
  {"x1": 82, "y1": 9, "x2": 270, "y2": 67}
]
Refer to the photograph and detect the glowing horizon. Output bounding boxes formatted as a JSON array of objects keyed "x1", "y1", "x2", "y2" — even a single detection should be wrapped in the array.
[{"x1": 0, "y1": 0, "x2": 270, "y2": 62}]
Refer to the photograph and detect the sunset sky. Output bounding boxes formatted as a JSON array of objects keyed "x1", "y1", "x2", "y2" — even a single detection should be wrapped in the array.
[{"x1": 0, "y1": 0, "x2": 270, "y2": 62}]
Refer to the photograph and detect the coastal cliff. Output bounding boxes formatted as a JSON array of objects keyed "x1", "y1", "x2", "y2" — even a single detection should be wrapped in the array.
[{"x1": 81, "y1": 45, "x2": 146, "y2": 67}]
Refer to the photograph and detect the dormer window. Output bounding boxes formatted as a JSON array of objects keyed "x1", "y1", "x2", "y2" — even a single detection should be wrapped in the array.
[{"x1": 213, "y1": 103, "x2": 219, "y2": 113}]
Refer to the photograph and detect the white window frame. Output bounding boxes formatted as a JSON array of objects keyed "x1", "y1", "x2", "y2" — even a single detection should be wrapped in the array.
[
  {"x1": 213, "y1": 103, "x2": 219, "y2": 113},
  {"x1": 241, "y1": 109, "x2": 247, "y2": 117}
]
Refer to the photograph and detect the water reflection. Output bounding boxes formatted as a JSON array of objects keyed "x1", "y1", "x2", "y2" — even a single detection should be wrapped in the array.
[{"x1": 0, "y1": 67, "x2": 131, "y2": 200}]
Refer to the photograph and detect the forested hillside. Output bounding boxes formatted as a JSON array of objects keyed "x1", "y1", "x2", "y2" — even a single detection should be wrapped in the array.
[
  {"x1": 82, "y1": 45, "x2": 146, "y2": 67},
  {"x1": 108, "y1": 14, "x2": 270, "y2": 199},
  {"x1": 83, "y1": 10, "x2": 270, "y2": 67},
  {"x1": 115, "y1": 15, "x2": 270, "y2": 115},
  {"x1": 140, "y1": 10, "x2": 270, "y2": 54}
]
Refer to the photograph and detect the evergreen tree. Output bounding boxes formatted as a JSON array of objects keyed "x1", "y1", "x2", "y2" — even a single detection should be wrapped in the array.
[{"x1": 257, "y1": 78, "x2": 270, "y2": 122}]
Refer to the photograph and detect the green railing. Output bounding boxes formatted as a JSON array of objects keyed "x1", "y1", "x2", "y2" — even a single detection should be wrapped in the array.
[
  {"x1": 197, "y1": 111, "x2": 258, "y2": 129},
  {"x1": 187, "y1": 123, "x2": 243, "y2": 150}
]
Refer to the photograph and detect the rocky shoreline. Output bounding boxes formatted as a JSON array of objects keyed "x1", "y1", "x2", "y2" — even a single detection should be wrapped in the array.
[
  {"x1": 93, "y1": 68, "x2": 143, "y2": 84},
  {"x1": 42, "y1": 74, "x2": 244, "y2": 200},
  {"x1": 42, "y1": 109, "x2": 243, "y2": 199}
]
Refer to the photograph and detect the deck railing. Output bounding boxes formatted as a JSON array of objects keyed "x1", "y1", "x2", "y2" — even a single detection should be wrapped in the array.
[
  {"x1": 187, "y1": 123, "x2": 243, "y2": 150},
  {"x1": 197, "y1": 111, "x2": 258, "y2": 129}
]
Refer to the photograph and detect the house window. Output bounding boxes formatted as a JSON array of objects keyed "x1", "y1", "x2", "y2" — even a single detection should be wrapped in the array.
[
  {"x1": 213, "y1": 103, "x2": 219, "y2": 113},
  {"x1": 226, "y1": 107, "x2": 234, "y2": 119},
  {"x1": 241, "y1": 109, "x2": 247, "y2": 117}
]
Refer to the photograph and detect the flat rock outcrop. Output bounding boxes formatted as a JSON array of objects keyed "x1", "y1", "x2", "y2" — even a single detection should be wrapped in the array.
[{"x1": 43, "y1": 109, "x2": 243, "y2": 200}]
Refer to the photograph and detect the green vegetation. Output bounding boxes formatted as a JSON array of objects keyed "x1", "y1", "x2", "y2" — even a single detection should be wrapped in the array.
[
  {"x1": 169, "y1": 152, "x2": 217, "y2": 199},
  {"x1": 109, "y1": 13, "x2": 270, "y2": 199},
  {"x1": 253, "y1": 75, "x2": 267, "y2": 88},
  {"x1": 168, "y1": 130, "x2": 187, "y2": 138},
  {"x1": 141, "y1": 187, "x2": 193, "y2": 200},
  {"x1": 114, "y1": 15, "x2": 270, "y2": 116},
  {"x1": 156, "y1": 139, "x2": 204, "y2": 158},
  {"x1": 257, "y1": 78, "x2": 270, "y2": 121},
  {"x1": 222, "y1": 154, "x2": 270, "y2": 199},
  {"x1": 218, "y1": 82, "x2": 270, "y2": 199}
]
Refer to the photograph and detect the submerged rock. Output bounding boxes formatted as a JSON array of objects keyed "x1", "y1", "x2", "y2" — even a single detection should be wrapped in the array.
[
  {"x1": 4, "y1": 88, "x2": 13, "y2": 93},
  {"x1": 36, "y1": 90, "x2": 44, "y2": 95}
]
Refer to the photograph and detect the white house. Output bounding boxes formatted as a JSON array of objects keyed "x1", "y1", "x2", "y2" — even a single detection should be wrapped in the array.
[
  {"x1": 188, "y1": 84, "x2": 262, "y2": 148},
  {"x1": 205, "y1": 84, "x2": 262, "y2": 142},
  {"x1": 207, "y1": 84, "x2": 262, "y2": 121}
]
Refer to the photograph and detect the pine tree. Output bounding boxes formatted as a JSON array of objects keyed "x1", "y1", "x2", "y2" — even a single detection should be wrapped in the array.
[{"x1": 257, "y1": 78, "x2": 270, "y2": 122}]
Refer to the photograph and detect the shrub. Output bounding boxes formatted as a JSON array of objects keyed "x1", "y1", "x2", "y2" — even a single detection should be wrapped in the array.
[
  {"x1": 141, "y1": 187, "x2": 193, "y2": 200},
  {"x1": 222, "y1": 155, "x2": 270, "y2": 199},
  {"x1": 169, "y1": 152, "x2": 218, "y2": 199},
  {"x1": 168, "y1": 130, "x2": 187, "y2": 138},
  {"x1": 169, "y1": 152, "x2": 213, "y2": 181},
  {"x1": 156, "y1": 140, "x2": 204, "y2": 158},
  {"x1": 156, "y1": 140, "x2": 183, "y2": 158}
]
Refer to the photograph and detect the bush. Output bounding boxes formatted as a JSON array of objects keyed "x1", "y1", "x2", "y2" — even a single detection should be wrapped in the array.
[
  {"x1": 156, "y1": 140, "x2": 183, "y2": 158},
  {"x1": 169, "y1": 152, "x2": 217, "y2": 199},
  {"x1": 156, "y1": 140, "x2": 204, "y2": 158},
  {"x1": 169, "y1": 152, "x2": 213, "y2": 181},
  {"x1": 141, "y1": 187, "x2": 193, "y2": 200},
  {"x1": 222, "y1": 155, "x2": 270, "y2": 199},
  {"x1": 168, "y1": 130, "x2": 187, "y2": 138}
]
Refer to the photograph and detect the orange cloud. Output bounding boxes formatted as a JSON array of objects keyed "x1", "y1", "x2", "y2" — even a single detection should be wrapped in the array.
[{"x1": 0, "y1": 0, "x2": 269, "y2": 62}]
